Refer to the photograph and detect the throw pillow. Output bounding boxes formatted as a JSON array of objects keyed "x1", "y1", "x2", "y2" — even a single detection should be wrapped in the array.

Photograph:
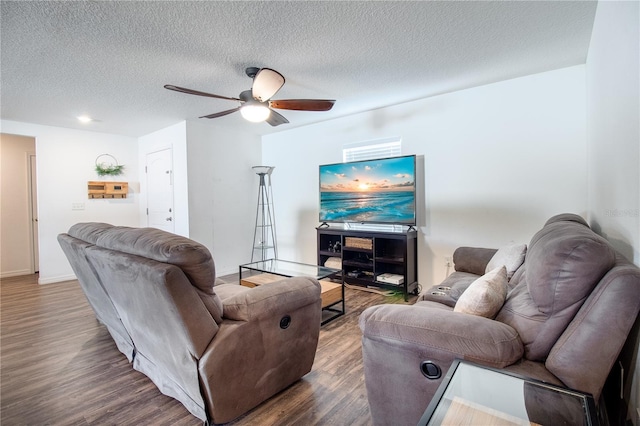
[
  {"x1": 324, "y1": 257, "x2": 342, "y2": 270},
  {"x1": 486, "y1": 243, "x2": 527, "y2": 280},
  {"x1": 454, "y1": 266, "x2": 508, "y2": 318}
]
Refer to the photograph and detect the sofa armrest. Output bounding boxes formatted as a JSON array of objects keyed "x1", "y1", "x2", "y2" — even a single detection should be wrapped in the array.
[
  {"x1": 360, "y1": 304, "x2": 523, "y2": 366},
  {"x1": 418, "y1": 272, "x2": 480, "y2": 307},
  {"x1": 453, "y1": 246, "x2": 497, "y2": 275},
  {"x1": 199, "y1": 276, "x2": 322, "y2": 423},
  {"x1": 221, "y1": 276, "x2": 321, "y2": 321},
  {"x1": 359, "y1": 304, "x2": 523, "y2": 426}
]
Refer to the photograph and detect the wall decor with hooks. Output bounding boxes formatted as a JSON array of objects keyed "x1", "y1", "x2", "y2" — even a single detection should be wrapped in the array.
[
  {"x1": 95, "y1": 153, "x2": 125, "y2": 176},
  {"x1": 88, "y1": 181, "x2": 128, "y2": 199}
]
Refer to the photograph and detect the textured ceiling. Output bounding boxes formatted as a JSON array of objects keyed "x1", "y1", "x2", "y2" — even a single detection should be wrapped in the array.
[{"x1": 0, "y1": 1, "x2": 597, "y2": 137}]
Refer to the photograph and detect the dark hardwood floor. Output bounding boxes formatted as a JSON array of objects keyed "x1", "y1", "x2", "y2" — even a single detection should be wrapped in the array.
[{"x1": 1, "y1": 274, "x2": 415, "y2": 425}]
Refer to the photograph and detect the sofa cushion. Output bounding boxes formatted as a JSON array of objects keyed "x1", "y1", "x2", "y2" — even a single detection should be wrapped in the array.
[
  {"x1": 68, "y1": 222, "x2": 114, "y2": 244},
  {"x1": 80, "y1": 224, "x2": 224, "y2": 323},
  {"x1": 94, "y1": 226, "x2": 217, "y2": 291},
  {"x1": 454, "y1": 266, "x2": 507, "y2": 319},
  {"x1": 544, "y1": 213, "x2": 589, "y2": 227},
  {"x1": 545, "y1": 254, "x2": 640, "y2": 399},
  {"x1": 58, "y1": 232, "x2": 135, "y2": 361},
  {"x1": 485, "y1": 243, "x2": 526, "y2": 280},
  {"x1": 496, "y1": 218, "x2": 616, "y2": 360}
]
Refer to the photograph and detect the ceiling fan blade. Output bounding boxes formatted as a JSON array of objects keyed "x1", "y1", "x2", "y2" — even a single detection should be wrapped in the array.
[
  {"x1": 252, "y1": 68, "x2": 285, "y2": 102},
  {"x1": 266, "y1": 109, "x2": 289, "y2": 127},
  {"x1": 199, "y1": 107, "x2": 241, "y2": 119},
  {"x1": 165, "y1": 85, "x2": 240, "y2": 102},
  {"x1": 269, "y1": 99, "x2": 335, "y2": 111}
]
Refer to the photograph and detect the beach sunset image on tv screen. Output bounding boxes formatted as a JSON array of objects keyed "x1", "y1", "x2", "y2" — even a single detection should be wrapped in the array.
[{"x1": 319, "y1": 155, "x2": 416, "y2": 225}]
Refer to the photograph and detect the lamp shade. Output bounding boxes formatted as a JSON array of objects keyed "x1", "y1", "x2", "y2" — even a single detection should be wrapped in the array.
[
  {"x1": 240, "y1": 104, "x2": 271, "y2": 122},
  {"x1": 252, "y1": 166, "x2": 274, "y2": 175}
]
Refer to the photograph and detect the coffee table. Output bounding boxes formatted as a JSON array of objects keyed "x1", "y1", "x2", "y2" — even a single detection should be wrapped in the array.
[
  {"x1": 418, "y1": 359, "x2": 599, "y2": 425},
  {"x1": 239, "y1": 259, "x2": 344, "y2": 325}
]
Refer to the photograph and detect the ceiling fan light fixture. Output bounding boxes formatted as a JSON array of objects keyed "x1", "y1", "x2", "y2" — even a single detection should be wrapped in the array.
[
  {"x1": 252, "y1": 68, "x2": 285, "y2": 102},
  {"x1": 164, "y1": 66, "x2": 331, "y2": 127},
  {"x1": 240, "y1": 103, "x2": 271, "y2": 122}
]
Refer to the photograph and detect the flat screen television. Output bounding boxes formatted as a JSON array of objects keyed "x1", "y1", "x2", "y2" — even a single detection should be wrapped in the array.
[{"x1": 319, "y1": 155, "x2": 416, "y2": 226}]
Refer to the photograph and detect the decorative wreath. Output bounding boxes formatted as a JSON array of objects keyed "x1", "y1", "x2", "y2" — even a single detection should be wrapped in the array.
[{"x1": 95, "y1": 154, "x2": 125, "y2": 176}]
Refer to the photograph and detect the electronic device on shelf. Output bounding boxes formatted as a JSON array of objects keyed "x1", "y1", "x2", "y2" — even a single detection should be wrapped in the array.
[{"x1": 377, "y1": 273, "x2": 404, "y2": 285}]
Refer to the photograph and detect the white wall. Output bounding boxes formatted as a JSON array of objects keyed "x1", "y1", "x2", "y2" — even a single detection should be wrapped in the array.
[
  {"x1": 0, "y1": 118, "x2": 260, "y2": 282},
  {"x1": 586, "y1": 2, "x2": 640, "y2": 423},
  {"x1": 587, "y1": 1, "x2": 640, "y2": 264},
  {"x1": 186, "y1": 121, "x2": 262, "y2": 276},
  {"x1": 0, "y1": 120, "x2": 139, "y2": 284},
  {"x1": 263, "y1": 65, "x2": 588, "y2": 288},
  {"x1": 138, "y1": 121, "x2": 189, "y2": 236},
  {"x1": 137, "y1": 120, "x2": 262, "y2": 277},
  {"x1": 0, "y1": 133, "x2": 36, "y2": 277}
]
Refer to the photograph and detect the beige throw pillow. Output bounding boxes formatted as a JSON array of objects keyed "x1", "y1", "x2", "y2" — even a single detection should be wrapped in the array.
[
  {"x1": 454, "y1": 266, "x2": 508, "y2": 318},
  {"x1": 486, "y1": 243, "x2": 527, "y2": 280}
]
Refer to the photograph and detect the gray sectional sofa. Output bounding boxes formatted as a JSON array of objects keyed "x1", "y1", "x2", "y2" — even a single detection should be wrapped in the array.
[
  {"x1": 359, "y1": 213, "x2": 640, "y2": 425},
  {"x1": 58, "y1": 222, "x2": 322, "y2": 424}
]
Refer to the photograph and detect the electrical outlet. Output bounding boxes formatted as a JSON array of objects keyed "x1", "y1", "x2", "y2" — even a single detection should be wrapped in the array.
[{"x1": 71, "y1": 202, "x2": 85, "y2": 211}]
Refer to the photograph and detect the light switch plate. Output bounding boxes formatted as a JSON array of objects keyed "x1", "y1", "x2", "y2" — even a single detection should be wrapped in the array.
[{"x1": 72, "y1": 202, "x2": 85, "y2": 211}]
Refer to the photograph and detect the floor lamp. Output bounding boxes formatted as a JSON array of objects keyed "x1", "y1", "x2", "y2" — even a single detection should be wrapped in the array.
[{"x1": 251, "y1": 166, "x2": 277, "y2": 262}]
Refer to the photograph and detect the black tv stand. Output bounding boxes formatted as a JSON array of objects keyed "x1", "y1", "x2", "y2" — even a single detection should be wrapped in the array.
[{"x1": 317, "y1": 226, "x2": 418, "y2": 301}]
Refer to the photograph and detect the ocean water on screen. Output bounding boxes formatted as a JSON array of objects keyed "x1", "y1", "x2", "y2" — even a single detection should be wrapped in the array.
[{"x1": 320, "y1": 191, "x2": 415, "y2": 224}]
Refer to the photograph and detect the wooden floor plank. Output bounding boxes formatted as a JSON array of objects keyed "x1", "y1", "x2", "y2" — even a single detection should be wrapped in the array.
[{"x1": 1, "y1": 274, "x2": 415, "y2": 425}]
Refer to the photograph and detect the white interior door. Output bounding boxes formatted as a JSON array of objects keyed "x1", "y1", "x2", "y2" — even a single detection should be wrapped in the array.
[
  {"x1": 29, "y1": 154, "x2": 39, "y2": 273},
  {"x1": 146, "y1": 149, "x2": 174, "y2": 232}
]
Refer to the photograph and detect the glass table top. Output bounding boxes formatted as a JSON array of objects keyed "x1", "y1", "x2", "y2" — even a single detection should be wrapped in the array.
[
  {"x1": 240, "y1": 259, "x2": 339, "y2": 280},
  {"x1": 420, "y1": 360, "x2": 597, "y2": 426}
]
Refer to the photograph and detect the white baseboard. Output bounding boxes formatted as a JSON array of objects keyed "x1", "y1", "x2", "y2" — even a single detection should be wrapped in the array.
[
  {"x1": 38, "y1": 274, "x2": 77, "y2": 285},
  {"x1": 217, "y1": 267, "x2": 238, "y2": 278},
  {"x1": 0, "y1": 269, "x2": 32, "y2": 279}
]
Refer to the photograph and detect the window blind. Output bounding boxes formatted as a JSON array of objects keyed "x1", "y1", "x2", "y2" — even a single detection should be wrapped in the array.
[{"x1": 342, "y1": 137, "x2": 401, "y2": 162}]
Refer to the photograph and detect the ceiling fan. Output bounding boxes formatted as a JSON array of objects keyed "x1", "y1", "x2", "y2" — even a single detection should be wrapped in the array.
[{"x1": 164, "y1": 67, "x2": 335, "y2": 127}]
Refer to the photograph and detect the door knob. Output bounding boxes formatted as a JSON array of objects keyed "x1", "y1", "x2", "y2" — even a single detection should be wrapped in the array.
[{"x1": 166, "y1": 217, "x2": 172, "y2": 221}]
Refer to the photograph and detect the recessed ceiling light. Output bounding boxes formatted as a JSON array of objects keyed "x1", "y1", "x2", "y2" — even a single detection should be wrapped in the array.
[{"x1": 77, "y1": 115, "x2": 93, "y2": 123}]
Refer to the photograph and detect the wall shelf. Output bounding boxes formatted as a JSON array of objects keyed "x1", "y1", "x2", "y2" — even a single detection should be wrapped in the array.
[{"x1": 88, "y1": 181, "x2": 128, "y2": 199}]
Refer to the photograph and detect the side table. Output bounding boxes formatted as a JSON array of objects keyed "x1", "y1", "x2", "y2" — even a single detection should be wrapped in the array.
[{"x1": 418, "y1": 359, "x2": 600, "y2": 426}]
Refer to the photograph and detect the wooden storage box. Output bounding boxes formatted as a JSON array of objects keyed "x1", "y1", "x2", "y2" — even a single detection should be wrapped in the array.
[
  {"x1": 344, "y1": 237, "x2": 373, "y2": 250},
  {"x1": 240, "y1": 273, "x2": 282, "y2": 288},
  {"x1": 88, "y1": 181, "x2": 128, "y2": 199},
  {"x1": 319, "y1": 279, "x2": 342, "y2": 308}
]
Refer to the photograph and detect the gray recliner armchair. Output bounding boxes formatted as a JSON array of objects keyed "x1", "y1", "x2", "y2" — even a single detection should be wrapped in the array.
[
  {"x1": 359, "y1": 214, "x2": 640, "y2": 425},
  {"x1": 59, "y1": 223, "x2": 322, "y2": 424}
]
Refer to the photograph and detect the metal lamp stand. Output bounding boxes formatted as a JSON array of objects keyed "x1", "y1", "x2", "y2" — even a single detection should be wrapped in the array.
[{"x1": 251, "y1": 166, "x2": 277, "y2": 262}]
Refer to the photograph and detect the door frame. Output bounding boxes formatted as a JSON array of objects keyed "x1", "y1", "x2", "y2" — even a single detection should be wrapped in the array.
[
  {"x1": 27, "y1": 152, "x2": 38, "y2": 274},
  {"x1": 145, "y1": 147, "x2": 175, "y2": 233}
]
